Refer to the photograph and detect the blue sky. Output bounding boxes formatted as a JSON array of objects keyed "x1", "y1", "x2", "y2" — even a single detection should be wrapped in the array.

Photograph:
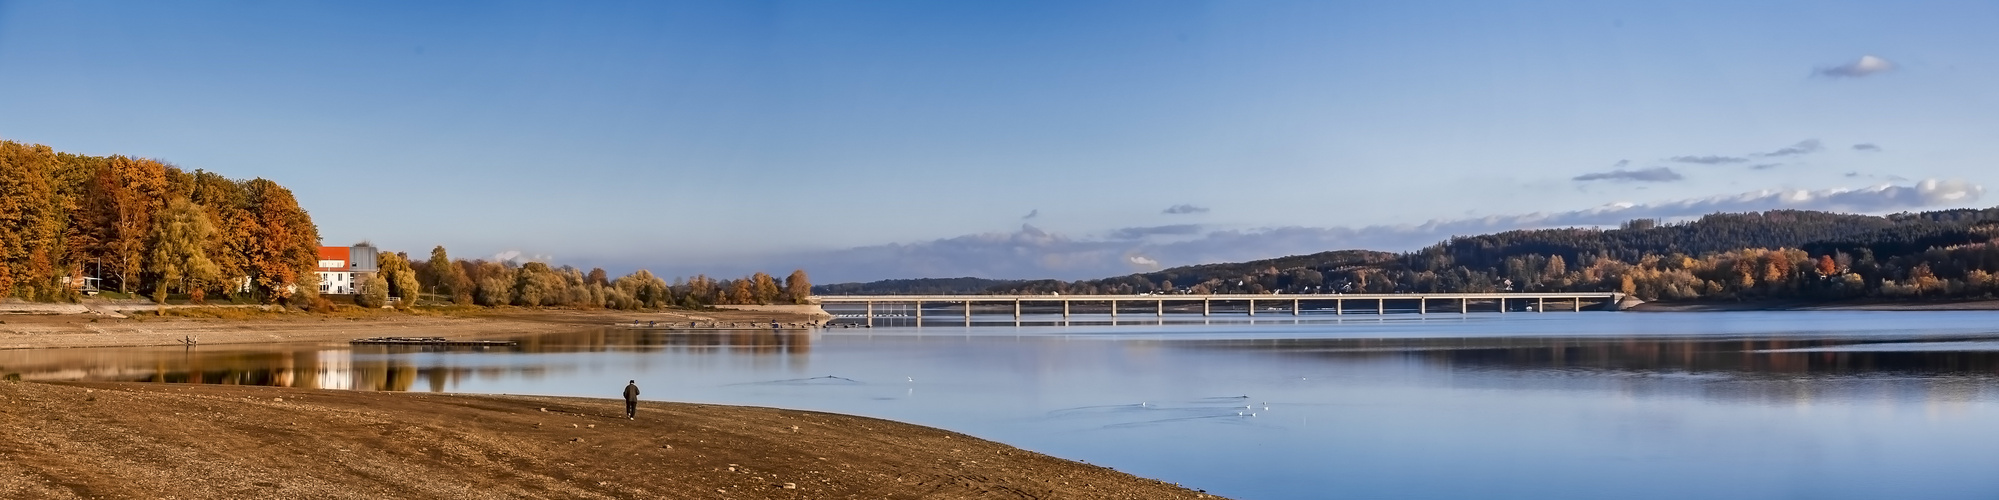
[{"x1": 2, "y1": 1, "x2": 1994, "y2": 282}]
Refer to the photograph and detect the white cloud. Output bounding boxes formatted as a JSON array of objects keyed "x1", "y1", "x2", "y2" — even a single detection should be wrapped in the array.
[
  {"x1": 492, "y1": 250, "x2": 553, "y2": 265},
  {"x1": 1817, "y1": 55, "x2": 1895, "y2": 78}
]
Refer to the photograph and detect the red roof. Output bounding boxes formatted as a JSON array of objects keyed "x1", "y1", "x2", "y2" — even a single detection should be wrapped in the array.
[{"x1": 317, "y1": 246, "x2": 350, "y2": 272}]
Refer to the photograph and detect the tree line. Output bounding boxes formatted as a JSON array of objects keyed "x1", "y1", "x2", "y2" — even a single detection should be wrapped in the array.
[
  {"x1": 979, "y1": 209, "x2": 1999, "y2": 302},
  {"x1": 404, "y1": 246, "x2": 813, "y2": 310},
  {"x1": 0, "y1": 140, "x2": 320, "y2": 304}
]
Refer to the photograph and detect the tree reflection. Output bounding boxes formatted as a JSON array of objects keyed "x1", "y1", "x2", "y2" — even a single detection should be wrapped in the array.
[{"x1": 0, "y1": 328, "x2": 816, "y2": 392}]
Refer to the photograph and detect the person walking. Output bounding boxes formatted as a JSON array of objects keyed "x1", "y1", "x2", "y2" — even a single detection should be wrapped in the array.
[{"x1": 623, "y1": 380, "x2": 641, "y2": 419}]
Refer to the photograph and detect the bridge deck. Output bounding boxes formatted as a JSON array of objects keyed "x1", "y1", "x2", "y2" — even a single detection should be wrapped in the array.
[{"x1": 815, "y1": 293, "x2": 1621, "y2": 302}]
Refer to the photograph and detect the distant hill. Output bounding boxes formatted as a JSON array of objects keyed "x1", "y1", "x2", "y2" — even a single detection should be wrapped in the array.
[{"x1": 978, "y1": 207, "x2": 1999, "y2": 301}]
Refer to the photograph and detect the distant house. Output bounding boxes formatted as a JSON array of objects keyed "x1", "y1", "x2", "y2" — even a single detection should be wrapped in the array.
[{"x1": 316, "y1": 243, "x2": 381, "y2": 295}]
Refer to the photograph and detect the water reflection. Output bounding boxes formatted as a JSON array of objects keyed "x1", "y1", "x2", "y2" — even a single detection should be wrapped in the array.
[
  {"x1": 6, "y1": 327, "x2": 1999, "y2": 402},
  {"x1": 1196, "y1": 335, "x2": 1999, "y2": 376},
  {"x1": 0, "y1": 329, "x2": 817, "y2": 392}
]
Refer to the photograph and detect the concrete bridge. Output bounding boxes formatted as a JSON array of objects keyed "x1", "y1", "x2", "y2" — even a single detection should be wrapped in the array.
[{"x1": 814, "y1": 292, "x2": 1627, "y2": 326}]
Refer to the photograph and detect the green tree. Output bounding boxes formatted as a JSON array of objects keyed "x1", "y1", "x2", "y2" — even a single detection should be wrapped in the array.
[
  {"x1": 357, "y1": 272, "x2": 390, "y2": 308},
  {"x1": 145, "y1": 198, "x2": 221, "y2": 301}
]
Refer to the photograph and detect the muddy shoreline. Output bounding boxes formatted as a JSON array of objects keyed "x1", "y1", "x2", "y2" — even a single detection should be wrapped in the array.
[
  {"x1": 0, "y1": 307, "x2": 828, "y2": 350},
  {"x1": 0, "y1": 381, "x2": 1218, "y2": 499}
]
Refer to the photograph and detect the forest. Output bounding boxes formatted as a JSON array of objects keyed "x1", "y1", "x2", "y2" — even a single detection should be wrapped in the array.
[
  {"x1": 1, "y1": 139, "x2": 812, "y2": 311},
  {"x1": 0, "y1": 140, "x2": 320, "y2": 304},
  {"x1": 972, "y1": 209, "x2": 1999, "y2": 302},
  {"x1": 402, "y1": 247, "x2": 814, "y2": 310}
]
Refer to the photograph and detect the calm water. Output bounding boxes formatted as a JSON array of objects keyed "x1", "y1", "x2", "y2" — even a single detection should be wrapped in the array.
[{"x1": 7, "y1": 311, "x2": 1999, "y2": 499}]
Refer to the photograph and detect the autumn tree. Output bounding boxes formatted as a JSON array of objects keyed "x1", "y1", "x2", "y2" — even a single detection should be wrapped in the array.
[
  {"x1": 784, "y1": 269, "x2": 811, "y2": 304},
  {"x1": 378, "y1": 252, "x2": 422, "y2": 305},
  {"x1": 614, "y1": 269, "x2": 670, "y2": 308},
  {"x1": 78, "y1": 157, "x2": 172, "y2": 293},
  {"x1": 750, "y1": 272, "x2": 780, "y2": 305},
  {"x1": 0, "y1": 141, "x2": 62, "y2": 299},
  {"x1": 1815, "y1": 255, "x2": 1838, "y2": 277},
  {"x1": 727, "y1": 279, "x2": 754, "y2": 305},
  {"x1": 244, "y1": 179, "x2": 320, "y2": 304},
  {"x1": 426, "y1": 246, "x2": 472, "y2": 304}
]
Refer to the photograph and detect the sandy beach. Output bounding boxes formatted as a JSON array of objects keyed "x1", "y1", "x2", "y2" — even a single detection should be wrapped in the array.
[{"x1": 0, "y1": 380, "x2": 1217, "y2": 499}]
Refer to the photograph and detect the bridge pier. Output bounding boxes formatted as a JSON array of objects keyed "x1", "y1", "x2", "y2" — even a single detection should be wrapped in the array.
[
  {"x1": 1377, "y1": 298, "x2": 1384, "y2": 315},
  {"x1": 1573, "y1": 299, "x2": 1580, "y2": 312},
  {"x1": 1537, "y1": 297, "x2": 1544, "y2": 313},
  {"x1": 1499, "y1": 297, "x2": 1505, "y2": 313},
  {"x1": 914, "y1": 300, "x2": 923, "y2": 325},
  {"x1": 1063, "y1": 300, "x2": 1070, "y2": 318},
  {"x1": 1014, "y1": 299, "x2": 1021, "y2": 319},
  {"x1": 1335, "y1": 298, "x2": 1343, "y2": 315},
  {"x1": 1156, "y1": 299, "x2": 1163, "y2": 317},
  {"x1": 1202, "y1": 299, "x2": 1210, "y2": 317},
  {"x1": 866, "y1": 301, "x2": 873, "y2": 327},
  {"x1": 1110, "y1": 300, "x2": 1118, "y2": 318},
  {"x1": 1419, "y1": 298, "x2": 1426, "y2": 315},
  {"x1": 1460, "y1": 298, "x2": 1467, "y2": 314},
  {"x1": 1292, "y1": 299, "x2": 1300, "y2": 316},
  {"x1": 1247, "y1": 299, "x2": 1255, "y2": 316}
]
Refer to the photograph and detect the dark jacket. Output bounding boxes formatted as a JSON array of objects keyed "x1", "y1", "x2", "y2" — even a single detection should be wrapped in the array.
[{"x1": 623, "y1": 383, "x2": 640, "y2": 401}]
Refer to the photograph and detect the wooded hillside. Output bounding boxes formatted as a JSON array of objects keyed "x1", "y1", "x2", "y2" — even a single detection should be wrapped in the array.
[{"x1": 983, "y1": 209, "x2": 1999, "y2": 301}]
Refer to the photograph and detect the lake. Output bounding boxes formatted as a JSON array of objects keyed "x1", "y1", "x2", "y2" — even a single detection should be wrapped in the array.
[{"x1": 6, "y1": 310, "x2": 1999, "y2": 499}]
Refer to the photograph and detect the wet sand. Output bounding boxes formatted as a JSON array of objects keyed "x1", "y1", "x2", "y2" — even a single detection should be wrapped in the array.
[{"x1": 0, "y1": 381, "x2": 1218, "y2": 499}]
